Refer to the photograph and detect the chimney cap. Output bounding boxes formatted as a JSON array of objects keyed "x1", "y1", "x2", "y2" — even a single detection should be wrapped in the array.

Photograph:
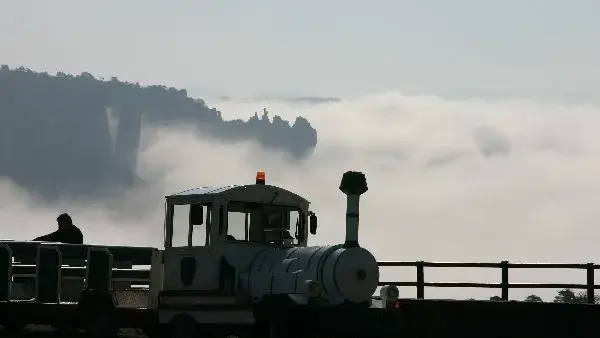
[{"x1": 339, "y1": 171, "x2": 368, "y2": 195}]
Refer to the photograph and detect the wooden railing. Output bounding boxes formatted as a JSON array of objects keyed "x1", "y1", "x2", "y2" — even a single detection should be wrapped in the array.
[{"x1": 377, "y1": 261, "x2": 599, "y2": 304}]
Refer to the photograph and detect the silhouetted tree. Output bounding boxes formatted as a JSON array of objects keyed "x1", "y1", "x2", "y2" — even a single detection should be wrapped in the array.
[
  {"x1": 552, "y1": 289, "x2": 600, "y2": 304},
  {"x1": 574, "y1": 290, "x2": 600, "y2": 304},
  {"x1": 554, "y1": 289, "x2": 577, "y2": 303},
  {"x1": 524, "y1": 294, "x2": 543, "y2": 302}
]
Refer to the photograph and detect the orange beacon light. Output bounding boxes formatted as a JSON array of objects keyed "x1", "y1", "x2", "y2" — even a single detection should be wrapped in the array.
[{"x1": 256, "y1": 170, "x2": 266, "y2": 185}]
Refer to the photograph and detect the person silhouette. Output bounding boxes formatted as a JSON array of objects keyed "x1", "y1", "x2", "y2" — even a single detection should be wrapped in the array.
[{"x1": 34, "y1": 213, "x2": 83, "y2": 244}]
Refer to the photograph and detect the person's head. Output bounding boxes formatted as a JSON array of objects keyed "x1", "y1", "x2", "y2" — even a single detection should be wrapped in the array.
[{"x1": 57, "y1": 213, "x2": 73, "y2": 229}]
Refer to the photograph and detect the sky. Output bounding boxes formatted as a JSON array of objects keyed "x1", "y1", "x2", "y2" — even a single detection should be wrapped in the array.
[
  {"x1": 2, "y1": 1, "x2": 600, "y2": 301},
  {"x1": 2, "y1": 0, "x2": 600, "y2": 100}
]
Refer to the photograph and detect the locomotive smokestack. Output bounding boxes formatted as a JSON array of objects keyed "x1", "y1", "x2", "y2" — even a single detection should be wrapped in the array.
[{"x1": 339, "y1": 171, "x2": 368, "y2": 248}]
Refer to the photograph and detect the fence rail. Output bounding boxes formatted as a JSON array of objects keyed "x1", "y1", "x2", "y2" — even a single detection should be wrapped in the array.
[{"x1": 377, "y1": 260, "x2": 598, "y2": 304}]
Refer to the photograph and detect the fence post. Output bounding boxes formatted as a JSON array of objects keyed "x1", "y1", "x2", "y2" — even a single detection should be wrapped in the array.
[
  {"x1": 416, "y1": 261, "x2": 424, "y2": 299},
  {"x1": 500, "y1": 261, "x2": 509, "y2": 301},
  {"x1": 86, "y1": 247, "x2": 113, "y2": 291},
  {"x1": 36, "y1": 245, "x2": 62, "y2": 303},
  {"x1": 0, "y1": 244, "x2": 12, "y2": 301},
  {"x1": 586, "y1": 263, "x2": 595, "y2": 304}
]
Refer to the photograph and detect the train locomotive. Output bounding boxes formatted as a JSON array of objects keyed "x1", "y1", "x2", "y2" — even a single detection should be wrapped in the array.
[
  {"x1": 0, "y1": 170, "x2": 402, "y2": 338},
  {"x1": 160, "y1": 170, "x2": 400, "y2": 337}
]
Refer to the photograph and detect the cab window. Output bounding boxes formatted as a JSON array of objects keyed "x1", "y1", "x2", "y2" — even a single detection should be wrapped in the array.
[
  {"x1": 226, "y1": 201, "x2": 303, "y2": 246},
  {"x1": 170, "y1": 203, "x2": 212, "y2": 247}
]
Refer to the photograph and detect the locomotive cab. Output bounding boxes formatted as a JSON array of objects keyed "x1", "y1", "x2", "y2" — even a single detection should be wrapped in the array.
[{"x1": 160, "y1": 172, "x2": 316, "y2": 299}]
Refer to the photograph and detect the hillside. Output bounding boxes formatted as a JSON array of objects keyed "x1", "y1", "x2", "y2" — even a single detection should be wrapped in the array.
[{"x1": 0, "y1": 65, "x2": 318, "y2": 199}]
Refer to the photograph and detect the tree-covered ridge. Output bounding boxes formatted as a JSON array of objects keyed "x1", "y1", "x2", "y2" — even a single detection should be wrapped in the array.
[
  {"x1": 0, "y1": 65, "x2": 318, "y2": 199},
  {"x1": 475, "y1": 289, "x2": 600, "y2": 304}
]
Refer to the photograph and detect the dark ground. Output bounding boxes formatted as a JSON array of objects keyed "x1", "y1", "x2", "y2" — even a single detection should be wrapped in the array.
[{"x1": 2, "y1": 327, "x2": 147, "y2": 337}]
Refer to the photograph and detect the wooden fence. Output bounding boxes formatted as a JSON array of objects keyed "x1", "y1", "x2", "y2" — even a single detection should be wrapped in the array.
[{"x1": 377, "y1": 261, "x2": 599, "y2": 304}]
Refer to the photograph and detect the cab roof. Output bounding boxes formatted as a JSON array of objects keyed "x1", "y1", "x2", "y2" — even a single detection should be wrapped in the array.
[
  {"x1": 169, "y1": 185, "x2": 240, "y2": 197},
  {"x1": 165, "y1": 184, "x2": 310, "y2": 207}
]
